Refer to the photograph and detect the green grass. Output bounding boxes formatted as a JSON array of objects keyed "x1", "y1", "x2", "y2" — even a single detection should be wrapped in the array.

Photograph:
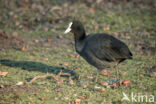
[{"x1": 0, "y1": 1, "x2": 155, "y2": 104}]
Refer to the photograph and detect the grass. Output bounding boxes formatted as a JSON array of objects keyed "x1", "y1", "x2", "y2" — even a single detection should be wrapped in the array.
[{"x1": 0, "y1": 0, "x2": 156, "y2": 104}]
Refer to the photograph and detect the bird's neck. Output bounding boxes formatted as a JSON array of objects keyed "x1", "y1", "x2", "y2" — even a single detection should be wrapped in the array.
[
  {"x1": 74, "y1": 31, "x2": 86, "y2": 42},
  {"x1": 74, "y1": 31, "x2": 86, "y2": 53}
]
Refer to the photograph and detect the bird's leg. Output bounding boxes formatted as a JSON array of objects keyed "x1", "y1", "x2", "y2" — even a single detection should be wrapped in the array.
[
  {"x1": 115, "y1": 63, "x2": 120, "y2": 81},
  {"x1": 95, "y1": 71, "x2": 99, "y2": 83}
]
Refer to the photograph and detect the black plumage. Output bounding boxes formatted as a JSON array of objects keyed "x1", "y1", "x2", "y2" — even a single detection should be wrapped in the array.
[{"x1": 65, "y1": 20, "x2": 133, "y2": 80}]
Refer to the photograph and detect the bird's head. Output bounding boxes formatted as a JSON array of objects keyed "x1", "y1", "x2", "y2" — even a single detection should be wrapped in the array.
[{"x1": 64, "y1": 20, "x2": 85, "y2": 34}]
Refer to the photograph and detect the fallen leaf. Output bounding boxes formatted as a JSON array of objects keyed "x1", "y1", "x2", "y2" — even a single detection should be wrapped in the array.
[
  {"x1": 16, "y1": 81, "x2": 24, "y2": 86},
  {"x1": 121, "y1": 72, "x2": 127, "y2": 76},
  {"x1": 51, "y1": 6, "x2": 61, "y2": 11},
  {"x1": 99, "y1": 81, "x2": 109, "y2": 86},
  {"x1": 21, "y1": 47, "x2": 25, "y2": 51},
  {"x1": 54, "y1": 97, "x2": 58, "y2": 100},
  {"x1": 100, "y1": 88, "x2": 105, "y2": 92},
  {"x1": 43, "y1": 58, "x2": 48, "y2": 61},
  {"x1": 47, "y1": 39, "x2": 51, "y2": 42},
  {"x1": 103, "y1": 26, "x2": 110, "y2": 31},
  {"x1": 100, "y1": 70, "x2": 111, "y2": 76},
  {"x1": 82, "y1": 85, "x2": 88, "y2": 89},
  {"x1": 79, "y1": 96, "x2": 87, "y2": 100},
  {"x1": 57, "y1": 78, "x2": 65, "y2": 84},
  {"x1": 0, "y1": 71, "x2": 8, "y2": 77},
  {"x1": 63, "y1": 62, "x2": 69, "y2": 67},
  {"x1": 149, "y1": 72, "x2": 156, "y2": 77},
  {"x1": 75, "y1": 99, "x2": 81, "y2": 104},
  {"x1": 34, "y1": 39, "x2": 39, "y2": 43},
  {"x1": 56, "y1": 35, "x2": 63, "y2": 39},
  {"x1": 39, "y1": 97, "x2": 47, "y2": 101},
  {"x1": 122, "y1": 80, "x2": 131, "y2": 86},
  {"x1": 15, "y1": 21, "x2": 20, "y2": 26},
  {"x1": 44, "y1": 28, "x2": 48, "y2": 32},
  {"x1": 75, "y1": 54, "x2": 80, "y2": 58},
  {"x1": 94, "y1": 86, "x2": 101, "y2": 90},
  {"x1": 64, "y1": 97, "x2": 69, "y2": 101},
  {"x1": 12, "y1": 32, "x2": 18, "y2": 37},
  {"x1": 68, "y1": 77, "x2": 74, "y2": 85},
  {"x1": 12, "y1": 95, "x2": 19, "y2": 99},
  {"x1": 0, "y1": 85, "x2": 4, "y2": 88}
]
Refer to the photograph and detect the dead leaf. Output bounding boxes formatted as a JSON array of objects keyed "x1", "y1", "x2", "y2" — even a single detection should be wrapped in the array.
[
  {"x1": 75, "y1": 99, "x2": 81, "y2": 104},
  {"x1": 47, "y1": 39, "x2": 51, "y2": 42},
  {"x1": 122, "y1": 80, "x2": 131, "y2": 86},
  {"x1": 121, "y1": 72, "x2": 127, "y2": 76},
  {"x1": 75, "y1": 54, "x2": 80, "y2": 58},
  {"x1": 39, "y1": 97, "x2": 47, "y2": 101},
  {"x1": 149, "y1": 72, "x2": 156, "y2": 77},
  {"x1": 100, "y1": 70, "x2": 111, "y2": 76},
  {"x1": 34, "y1": 39, "x2": 39, "y2": 43},
  {"x1": 15, "y1": 21, "x2": 20, "y2": 26},
  {"x1": 0, "y1": 85, "x2": 4, "y2": 88},
  {"x1": 63, "y1": 62, "x2": 69, "y2": 67},
  {"x1": 51, "y1": 6, "x2": 61, "y2": 11},
  {"x1": 43, "y1": 58, "x2": 48, "y2": 61},
  {"x1": 100, "y1": 88, "x2": 105, "y2": 92},
  {"x1": 79, "y1": 96, "x2": 87, "y2": 100},
  {"x1": 44, "y1": 28, "x2": 48, "y2": 32},
  {"x1": 64, "y1": 97, "x2": 69, "y2": 101},
  {"x1": 21, "y1": 47, "x2": 25, "y2": 51},
  {"x1": 82, "y1": 85, "x2": 88, "y2": 89},
  {"x1": 68, "y1": 77, "x2": 74, "y2": 85},
  {"x1": 57, "y1": 78, "x2": 65, "y2": 84},
  {"x1": 16, "y1": 81, "x2": 24, "y2": 86},
  {"x1": 12, "y1": 32, "x2": 18, "y2": 37},
  {"x1": 99, "y1": 81, "x2": 109, "y2": 86},
  {"x1": 103, "y1": 26, "x2": 110, "y2": 31},
  {"x1": 0, "y1": 71, "x2": 8, "y2": 77}
]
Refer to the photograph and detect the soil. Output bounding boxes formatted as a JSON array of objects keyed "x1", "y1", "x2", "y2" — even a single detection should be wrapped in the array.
[
  {"x1": 0, "y1": 30, "x2": 24, "y2": 49},
  {"x1": 0, "y1": 84, "x2": 38, "y2": 95}
]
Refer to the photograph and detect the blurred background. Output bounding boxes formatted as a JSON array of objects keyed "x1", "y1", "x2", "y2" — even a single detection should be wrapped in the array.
[{"x1": 0, "y1": 0, "x2": 155, "y2": 104}]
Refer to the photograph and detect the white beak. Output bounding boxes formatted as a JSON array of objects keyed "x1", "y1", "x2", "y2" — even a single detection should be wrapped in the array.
[{"x1": 64, "y1": 22, "x2": 73, "y2": 34}]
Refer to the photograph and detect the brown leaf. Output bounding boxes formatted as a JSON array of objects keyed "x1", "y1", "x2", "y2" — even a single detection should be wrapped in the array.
[
  {"x1": 44, "y1": 28, "x2": 49, "y2": 32},
  {"x1": 121, "y1": 72, "x2": 127, "y2": 76},
  {"x1": 122, "y1": 80, "x2": 131, "y2": 86},
  {"x1": 82, "y1": 85, "x2": 88, "y2": 89},
  {"x1": 100, "y1": 70, "x2": 111, "y2": 76},
  {"x1": 99, "y1": 81, "x2": 109, "y2": 86},
  {"x1": 34, "y1": 39, "x2": 39, "y2": 43},
  {"x1": 149, "y1": 72, "x2": 156, "y2": 77},
  {"x1": 20, "y1": 47, "x2": 25, "y2": 51},
  {"x1": 103, "y1": 26, "x2": 110, "y2": 31},
  {"x1": 79, "y1": 96, "x2": 87, "y2": 100},
  {"x1": 0, "y1": 71, "x2": 8, "y2": 77},
  {"x1": 75, "y1": 99, "x2": 81, "y2": 104},
  {"x1": 68, "y1": 77, "x2": 74, "y2": 85},
  {"x1": 57, "y1": 78, "x2": 65, "y2": 84},
  {"x1": 63, "y1": 62, "x2": 69, "y2": 67},
  {"x1": 15, "y1": 21, "x2": 20, "y2": 26},
  {"x1": 51, "y1": 6, "x2": 61, "y2": 11},
  {"x1": 47, "y1": 39, "x2": 51, "y2": 42},
  {"x1": 43, "y1": 58, "x2": 48, "y2": 61},
  {"x1": 39, "y1": 97, "x2": 47, "y2": 101},
  {"x1": 100, "y1": 88, "x2": 105, "y2": 92}
]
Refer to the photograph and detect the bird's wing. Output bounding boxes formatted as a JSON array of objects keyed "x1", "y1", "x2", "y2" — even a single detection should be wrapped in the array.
[{"x1": 84, "y1": 34, "x2": 132, "y2": 62}]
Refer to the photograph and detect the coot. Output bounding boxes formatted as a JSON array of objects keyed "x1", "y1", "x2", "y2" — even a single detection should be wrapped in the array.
[{"x1": 64, "y1": 20, "x2": 132, "y2": 81}]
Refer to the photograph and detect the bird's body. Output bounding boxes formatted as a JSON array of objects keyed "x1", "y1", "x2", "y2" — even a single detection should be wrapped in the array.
[
  {"x1": 64, "y1": 20, "x2": 133, "y2": 80},
  {"x1": 75, "y1": 33, "x2": 132, "y2": 70}
]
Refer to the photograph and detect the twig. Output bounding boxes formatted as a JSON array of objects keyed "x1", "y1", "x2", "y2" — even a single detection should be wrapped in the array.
[{"x1": 27, "y1": 72, "x2": 71, "y2": 84}]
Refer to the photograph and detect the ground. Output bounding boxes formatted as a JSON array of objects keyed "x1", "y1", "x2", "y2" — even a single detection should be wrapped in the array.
[{"x1": 0, "y1": 0, "x2": 156, "y2": 104}]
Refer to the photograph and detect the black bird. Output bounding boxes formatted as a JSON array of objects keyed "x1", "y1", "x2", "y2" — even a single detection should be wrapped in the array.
[{"x1": 64, "y1": 20, "x2": 132, "y2": 81}]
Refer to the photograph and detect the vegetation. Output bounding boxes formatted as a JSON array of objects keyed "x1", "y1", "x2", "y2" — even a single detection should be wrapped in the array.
[{"x1": 0, "y1": 0, "x2": 155, "y2": 104}]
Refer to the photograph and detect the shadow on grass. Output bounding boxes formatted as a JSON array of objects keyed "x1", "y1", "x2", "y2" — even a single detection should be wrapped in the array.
[{"x1": 0, "y1": 59, "x2": 75, "y2": 75}]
